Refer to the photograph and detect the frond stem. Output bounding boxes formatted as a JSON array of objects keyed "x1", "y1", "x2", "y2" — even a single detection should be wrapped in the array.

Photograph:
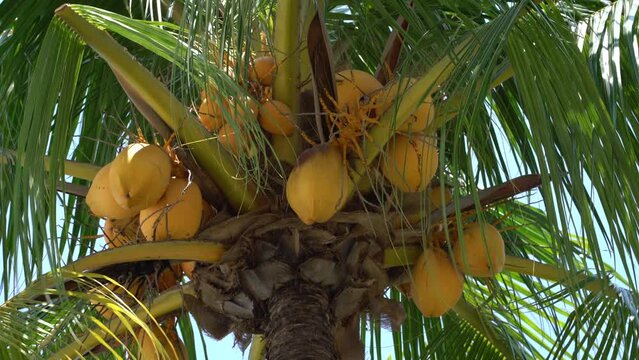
[
  {"x1": 271, "y1": 0, "x2": 302, "y2": 164},
  {"x1": 1, "y1": 148, "x2": 100, "y2": 181}
]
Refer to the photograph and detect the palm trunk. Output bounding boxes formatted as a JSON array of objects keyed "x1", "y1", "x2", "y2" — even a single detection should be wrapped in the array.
[{"x1": 265, "y1": 281, "x2": 337, "y2": 360}]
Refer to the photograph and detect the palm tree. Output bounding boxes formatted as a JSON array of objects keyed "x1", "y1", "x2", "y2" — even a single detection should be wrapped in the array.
[{"x1": 2, "y1": 0, "x2": 639, "y2": 358}]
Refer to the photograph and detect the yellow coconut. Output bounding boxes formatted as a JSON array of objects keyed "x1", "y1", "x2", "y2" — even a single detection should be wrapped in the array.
[
  {"x1": 200, "y1": 200, "x2": 217, "y2": 229},
  {"x1": 217, "y1": 123, "x2": 241, "y2": 154},
  {"x1": 249, "y1": 56, "x2": 277, "y2": 86},
  {"x1": 286, "y1": 143, "x2": 353, "y2": 225},
  {"x1": 198, "y1": 97, "x2": 226, "y2": 131},
  {"x1": 158, "y1": 266, "x2": 179, "y2": 292},
  {"x1": 199, "y1": 83, "x2": 217, "y2": 101},
  {"x1": 181, "y1": 261, "x2": 196, "y2": 279},
  {"x1": 139, "y1": 178, "x2": 203, "y2": 241},
  {"x1": 410, "y1": 248, "x2": 464, "y2": 317},
  {"x1": 453, "y1": 222, "x2": 505, "y2": 277},
  {"x1": 398, "y1": 98, "x2": 435, "y2": 132},
  {"x1": 104, "y1": 217, "x2": 141, "y2": 248},
  {"x1": 382, "y1": 135, "x2": 438, "y2": 192},
  {"x1": 259, "y1": 100, "x2": 294, "y2": 135},
  {"x1": 335, "y1": 69, "x2": 383, "y2": 112},
  {"x1": 428, "y1": 186, "x2": 452, "y2": 210},
  {"x1": 109, "y1": 143, "x2": 172, "y2": 212},
  {"x1": 136, "y1": 326, "x2": 188, "y2": 360},
  {"x1": 226, "y1": 97, "x2": 258, "y2": 126},
  {"x1": 86, "y1": 163, "x2": 138, "y2": 219}
]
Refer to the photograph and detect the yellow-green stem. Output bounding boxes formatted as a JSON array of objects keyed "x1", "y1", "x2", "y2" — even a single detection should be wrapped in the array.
[
  {"x1": 1, "y1": 149, "x2": 100, "y2": 181},
  {"x1": 48, "y1": 284, "x2": 193, "y2": 360},
  {"x1": 272, "y1": 0, "x2": 302, "y2": 164},
  {"x1": 56, "y1": 5, "x2": 266, "y2": 212},
  {"x1": 248, "y1": 335, "x2": 267, "y2": 360},
  {"x1": 16, "y1": 241, "x2": 225, "y2": 302}
]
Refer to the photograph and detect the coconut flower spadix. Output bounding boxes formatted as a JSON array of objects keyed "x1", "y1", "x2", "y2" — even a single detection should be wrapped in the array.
[
  {"x1": 86, "y1": 163, "x2": 138, "y2": 219},
  {"x1": 140, "y1": 178, "x2": 202, "y2": 241},
  {"x1": 249, "y1": 56, "x2": 277, "y2": 86},
  {"x1": 335, "y1": 69, "x2": 383, "y2": 112},
  {"x1": 453, "y1": 222, "x2": 505, "y2": 277},
  {"x1": 410, "y1": 248, "x2": 464, "y2": 317},
  {"x1": 109, "y1": 143, "x2": 171, "y2": 212},
  {"x1": 382, "y1": 135, "x2": 438, "y2": 192},
  {"x1": 286, "y1": 144, "x2": 353, "y2": 225},
  {"x1": 258, "y1": 100, "x2": 294, "y2": 135}
]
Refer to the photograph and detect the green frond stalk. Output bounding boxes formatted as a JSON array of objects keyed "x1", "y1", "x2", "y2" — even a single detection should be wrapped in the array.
[
  {"x1": 505, "y1": 256, "x2": 617, "y2": 297},
  {"x1": 47, "y1": 283, "x2": 193, "y2": 360},
  {"x1": 0, "y1": 149, "x2": 100, "y2": 181},
  {"x1": 248, "y1": 334, "x2": 266, "y2": 360},
  {"x1": 17, "y1": 241, "x2": 225, "y2": 302},
  {"x1": 271, "y1": 0, "x2": 302, "y2": 164},
  {"x1": 55, "y1": 5, "x2": 267, "y2": 213}
]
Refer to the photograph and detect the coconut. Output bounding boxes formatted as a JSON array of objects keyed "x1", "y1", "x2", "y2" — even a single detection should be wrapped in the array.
[
  {"x1": 224, "y1": 97, "x2": 259, "y2": 127},
  {"x1": 86, "y1": 163, "x2": 138, "y2": 219},
  {"x1": 181, "y1": 261, "x2": 196, "y2": 279},
  {"x1": 259, "y1": 100, "x2": 294, "y2": 135},
  {"x1": 453, "y1": 222, "x2": 505, "y2": 277},
  {"x1": 398, "y1": 98, "x2": 435, "y2": 132},
  {"x1": 104, "y1": 217, "x2": 141, "y2": 248},
  {"x1": 335, "y1": 69, "x2": 383, "y2": 112},
  {"x1": 217, "y1": 123, "x2": 243, "y2": 154},
  {"x1": 429, "y1": 186, "x2": 452, "y2": 210},
  {"x1": 109, "y1": 143, "x2": 172, "y2": 212},
  {"x1": 136, "y1": 326, "x2": 188, "y2": 360},
  {"x1": 198, "y1": 97, "x2": 226, "y2": 131},
  {"x1": 200, "y1": 200, "x2": 217, "y2": 229},
  {"x1": 249, "y1": 56, "x2": 277, "y2": 86},
  {"x1": 286, "y1": 143, "x2": 353, "y2": 225},
  {"x1": 139, "y1": 178, "x2": 203, "y2": 241},
  {"x1": 382, "y1": 135, "x2": 438, "y2": 192},
  {"x1": 410, "y1": 248, "x2": 464, "y2": 317},
  {"x1": 158, "y1": 266, "x2": 179, "y2": 292}
]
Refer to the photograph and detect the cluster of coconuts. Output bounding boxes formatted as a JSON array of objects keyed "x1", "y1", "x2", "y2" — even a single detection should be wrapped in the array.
[
  {"x1": 85, "y1": 142, "x2": 211, "y2": 277},
  {"x1": 198, "y1": 55, "x2": 295, "y2": 154},
  {"x1": 409, "y1": 221, "x2": 506, "y2": 317},
  {"x1": 286, "y1": 70, "x2": 439, "y2": 225}
]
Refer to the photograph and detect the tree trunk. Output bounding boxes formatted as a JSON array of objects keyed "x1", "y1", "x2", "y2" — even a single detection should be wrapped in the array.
[{"x1": 265, "y1": 281, "x2": 337, "y2": 360}]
